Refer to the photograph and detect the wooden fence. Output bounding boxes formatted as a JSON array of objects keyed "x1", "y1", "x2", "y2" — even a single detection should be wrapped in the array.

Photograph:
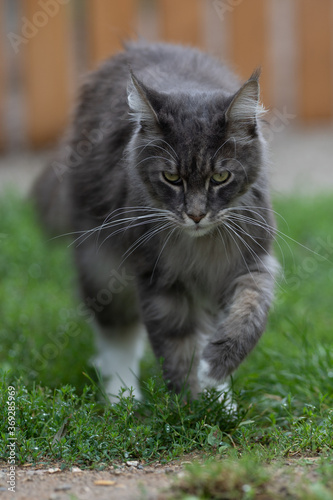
[{"x1": 1, "y1": 0, "x2": 333, "y2": 150}]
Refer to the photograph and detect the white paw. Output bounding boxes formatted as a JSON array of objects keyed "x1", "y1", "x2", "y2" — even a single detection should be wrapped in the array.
[
  {"x1": 197, "y1": 359, "x2": 216, "y2": 390},
  {"x1": 105, "y1": 376, "x2": 142, "y2": 403},
  {"x1": 197, "y1": 359, "x2": 237, "y2": 414}
]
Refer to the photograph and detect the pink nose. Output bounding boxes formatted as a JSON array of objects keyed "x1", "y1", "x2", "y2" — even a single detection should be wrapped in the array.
[{"x1": 188, "y1": 213, "x2": 206, "y2": 223}]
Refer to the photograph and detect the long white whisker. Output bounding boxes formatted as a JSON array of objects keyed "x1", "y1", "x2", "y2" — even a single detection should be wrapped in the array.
[
  {"x1": 224, "y1": 222, "x2": 282, "y2": 290},
  {"x1": 99, "y1": 205, "x2": 172, "y2": 229},
  {"x1": 227, "y1": 205, "x2": 288, "y2": 225},
  {"x1": 119, "y1": 222, "x2": 173, "y2": 267},
  {"x1": 150, "y1": 226, "x2": 177, "y2": 283},
  {"x1": 97, "y1": 217, "x2": 169, "y2": 252},
  {"x1": 222, "y1": 222, "x2": 258, "y2": 286},
  {"x1": 211, "y1": 137, "x2": 236, "y2": 160},
  {"x1": 216, "y1": 227, "x2": 230, "y2": 266},
  {"x1": 226, "y1": 213, "x2": 287, "y2": 270},
  {"x1": 96, "y1": 213, "x2": 170, "y2": 245},
  {"x1": 133, "y1": 155, "x2": 175, "y2": 169},
  {"x1": 226, "y1": 212, "x2": 326, "y2": 266},
  {"x1": 69, "y1": 214, "x2": 168, "y2": 248},
  {"x1": 129, "y1": 137, "x2": 179, "y2": 161}
]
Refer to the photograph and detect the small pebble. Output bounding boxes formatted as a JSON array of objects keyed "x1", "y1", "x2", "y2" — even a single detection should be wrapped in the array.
[
  {"x1": 71, "y1": 466, "x2": 82, "y2": 473},
  {"x1": 126, "y1": 460, "x2": 139, "y2": 467},
  {"x1": 48, "y1": 468, "x2": 60, "y2": 474},
  {"x1": 137, "y1": 465, "x2": 144, "y2": 470}
]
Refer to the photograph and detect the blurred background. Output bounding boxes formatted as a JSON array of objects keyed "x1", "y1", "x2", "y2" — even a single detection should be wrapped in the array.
[{"x1": 0, "y1": 0, "x2": 333, "y2": 195}]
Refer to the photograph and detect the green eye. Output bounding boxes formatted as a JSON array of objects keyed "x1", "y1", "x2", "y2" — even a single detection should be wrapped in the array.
[
  {"x1": 163, "y1": 172, "x2": 181, "y2": 184},
  {"x1": 211, "y1": 171, "x2": 231, "y2": 185}
]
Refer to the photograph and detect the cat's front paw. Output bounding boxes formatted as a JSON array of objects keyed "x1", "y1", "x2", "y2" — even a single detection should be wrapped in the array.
[
  {"x1": 197, "y1": 360, "x2": 237, "y2": 413},
  {"x1": 197, "y1": 359, "x2": 220, "y2": 390}
]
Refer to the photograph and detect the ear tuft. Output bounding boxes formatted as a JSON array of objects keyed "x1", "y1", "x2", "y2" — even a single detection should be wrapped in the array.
[
  {"x1": 225, "y1": 70, "x2": 266, "y2": 140},
  {"x1": 127, "y1": 72, "x2": 159, "y2": 125},
  {"x1": 226, "y1": 79, "x2": 260, "y2": 124}
]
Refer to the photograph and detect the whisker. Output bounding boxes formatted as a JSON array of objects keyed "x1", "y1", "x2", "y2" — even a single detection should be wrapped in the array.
[
  {"x1": 96, "y1": 213, "x2": 170, "y2": 245},
  {"x1": 216, "y1": 227, "x2": 230, "y2": 266},
  {"x1": 133, "y1": 155, "x2": 175, "y2": 169},
  {"x1": 119, "y1": 222, "x2": 174, "y2": 267},
  {"x1": 150, "y1": 226, "x2": 177, "y2": 283},
  {"x1": 227, "y1": 204, "x2": 288, "y2": 225},
  {"x1": 126, "y1": 139, "x2": 177, "y2": 164},
  {"x1": 226, "y1": 213, "x2": 287, "y2": 270},
  {"x1": 69, "y1": 214, "x2": 167, "y2": 249},
  {"x1": 226, "y1": 211, "x2": 329, "y2": 265},
  {"x1": 221, "y1": 222, "x2": 258, "y2": 286},
  {"x1": 211, "y1": 137, "x2": 236, "y2": 160},
  {"x1": 223, "y1": 221, "x2": 282, "y2": 290},
  {"x1": 97, "y1": 217, "x2": 169, "y2": 252}
]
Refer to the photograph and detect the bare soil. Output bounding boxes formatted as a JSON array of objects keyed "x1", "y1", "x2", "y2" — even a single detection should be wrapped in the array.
[
  {"x1": 0, "y1": 456, "x2": 327, "y2": 500},
  {"x1": 0, "y1": 458, "x2": 191, "y2": 500}
]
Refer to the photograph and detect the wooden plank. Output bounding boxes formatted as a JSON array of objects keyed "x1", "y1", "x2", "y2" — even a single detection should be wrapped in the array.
[
  {"x1": 229, "y1": 0, "x2": 271, "y2": 105},
  {"x1": 21, "y1": 0, "x2": 71, "y2": 148},
  {"x1": 0, "y1": 0, "x2": 6, "y2": 150},
  {"x1": 87, "y1": 0, "x2": 137, "y2": 68},
  {"x1": 159, "y1": 0, "x2": 203, "y2": 47},
  {"x1": 298, "y1": 0, "x2": 333, "y2": 121}
]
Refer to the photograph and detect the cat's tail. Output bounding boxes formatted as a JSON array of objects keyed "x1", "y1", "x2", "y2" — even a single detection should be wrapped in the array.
[{"x1": 31, "y1": 159, "x2": 72, "y2": 237}]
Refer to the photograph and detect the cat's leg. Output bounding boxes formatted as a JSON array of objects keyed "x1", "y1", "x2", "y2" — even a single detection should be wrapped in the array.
[
  {"x1": 198, "y1": 255, "x2": 279, "y2": 387},
  {"x1": 93, "y1": 323, "x2": 146, "y2": 402},
  {"x1": 76, "y1": 247, "x2": 144, "y2": 401},
  {"x1": 137, "y1": 282, "x2": 204, "y2": 396}
]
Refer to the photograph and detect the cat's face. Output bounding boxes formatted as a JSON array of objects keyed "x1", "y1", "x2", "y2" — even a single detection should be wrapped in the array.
[{"x1": 127, "y1": 74, "x2": 264, "y2": 237}]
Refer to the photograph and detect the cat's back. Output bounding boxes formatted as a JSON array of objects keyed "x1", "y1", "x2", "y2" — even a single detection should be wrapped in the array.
[{"x1": 79, "y1": 41, "x2": 240, "y2": 117}]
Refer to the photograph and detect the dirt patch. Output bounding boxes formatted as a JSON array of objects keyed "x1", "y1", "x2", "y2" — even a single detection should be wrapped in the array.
[
  {"x1": 0, "y1": 459, "x2": 190, "y2": 500},
  {"x1": 0, "y1": 456, "x2": 329, "y2": 500}
]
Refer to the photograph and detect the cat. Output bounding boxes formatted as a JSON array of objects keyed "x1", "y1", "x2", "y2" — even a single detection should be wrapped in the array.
[{"x1": 33, "y1": 41, "x2": 279, "y2": 405}]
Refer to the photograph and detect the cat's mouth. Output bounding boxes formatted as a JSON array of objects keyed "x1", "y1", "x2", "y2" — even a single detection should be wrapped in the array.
[{"x1": 184, "y1": 222, "x2": 215, "y2": 238}]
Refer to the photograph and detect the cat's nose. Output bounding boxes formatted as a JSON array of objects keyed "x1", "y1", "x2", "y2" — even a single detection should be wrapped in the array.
[{"x1": 188, "y1": 213, "x2": 206, "y2": 224}]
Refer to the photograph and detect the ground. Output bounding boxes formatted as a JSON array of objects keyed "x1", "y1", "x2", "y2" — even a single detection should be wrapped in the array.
[
  {"x1": 0, "y1": 459, "x2": 180, "y2": 500},
  {"x1": 0, "y1": 456, "x2": 330, "y2": 500}
]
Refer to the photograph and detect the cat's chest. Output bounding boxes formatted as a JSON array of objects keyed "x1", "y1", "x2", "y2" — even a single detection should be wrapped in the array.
[{"x1": 162, "y1": 234, "x2": 238, "y2": 298}]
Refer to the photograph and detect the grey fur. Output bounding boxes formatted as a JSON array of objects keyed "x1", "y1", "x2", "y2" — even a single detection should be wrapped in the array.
[{"x1": 33, "y1": 41, "x2": 279, "y2": 398}]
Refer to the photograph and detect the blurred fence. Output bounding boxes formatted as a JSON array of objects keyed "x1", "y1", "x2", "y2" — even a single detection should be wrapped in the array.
[{"x1": 0, "y1": 0, "x2": 333, "y2": 150}]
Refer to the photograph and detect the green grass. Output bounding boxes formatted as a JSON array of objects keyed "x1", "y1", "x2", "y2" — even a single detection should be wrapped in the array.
[{"x1": 0, "y1": 191, "x2": 333, "y2": 496}]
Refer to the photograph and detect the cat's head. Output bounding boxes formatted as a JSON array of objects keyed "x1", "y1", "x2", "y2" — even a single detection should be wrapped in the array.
[{"x1": 126, "y1": 71, "x2": 266, "y2": 237}]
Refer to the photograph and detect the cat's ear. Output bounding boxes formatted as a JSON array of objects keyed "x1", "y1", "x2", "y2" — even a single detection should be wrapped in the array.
[
  {"x1": 225, "y1": 69, "x2": 264, "y2": 139},
  {"x1": 127, "y1": 72, "x2": 160, "y2": 127}
]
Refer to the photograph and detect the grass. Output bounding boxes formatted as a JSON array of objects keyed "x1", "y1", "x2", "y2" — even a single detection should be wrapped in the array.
[{"x1": 0, "y1": 191, "x2": 333, "y2": 497}]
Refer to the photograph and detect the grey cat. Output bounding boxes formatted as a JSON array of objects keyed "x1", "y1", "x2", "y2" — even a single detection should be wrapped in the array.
[{"x1": 33, "y1": 41, "x2": 279, "y2": 404}]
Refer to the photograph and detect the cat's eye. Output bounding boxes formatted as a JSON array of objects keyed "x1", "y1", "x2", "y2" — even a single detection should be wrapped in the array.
[
  {"x1": 163, "y1": 172, "x2": 181, "y2": 184},
  {"x1": 211, "y1": 171, "x2": 231, "y2": 185}
]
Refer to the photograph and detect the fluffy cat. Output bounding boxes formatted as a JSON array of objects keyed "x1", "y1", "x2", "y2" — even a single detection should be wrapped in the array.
[{"x1": 33, "y1": 41, "x2": 279, "y2": 404}]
